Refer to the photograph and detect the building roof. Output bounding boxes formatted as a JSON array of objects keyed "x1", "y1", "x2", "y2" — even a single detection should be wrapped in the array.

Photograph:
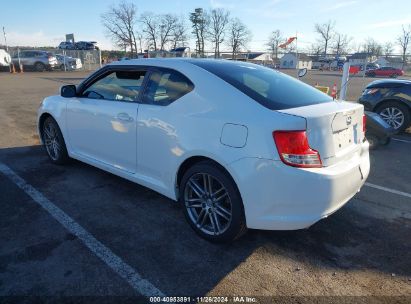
[
  {"x1": 383, "y1": 56, "x2": 404, "y2": 63},
  {"x1": 349, "y1": 52, "x2": 368, "y2": 59},
  {"x1": 282, "y1": 52, "x2": 311, "y2": 61}
]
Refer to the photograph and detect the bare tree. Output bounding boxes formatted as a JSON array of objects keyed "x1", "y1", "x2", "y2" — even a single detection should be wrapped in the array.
[
  {"x1": 101, "y1": 1, "x2": 138, "y2": 55},
  {"x1": 398, "y1": 25, "x2": 411, "y2": 66},
  {"x1": 208, "y1": 8, "x2": 230, "y2": 58},
  {"x1": 314, "y1": 20, "x2": 335, "y2": 56},
  {"x1": 189, "y1": 8, "x2": 209, "y2": 56},
  {"x1": 266, "y1": 30, "x2": 282, "y2": 60},
  {"x1": 383, "y1": 42, "x2": 393, "y2": 58},
  {"x1": 333, "y1": 33, "x2": 351, "y2": 56},
  {"x1": 362, "y1": 38, "x2": 382, "y2": 57},
  {"x1": 170, "y1": 17, "x2": 188, "y2": 49},
  {"x1": 140, "y1": 12, "x2": 159, "y2": 51},
  {"x1": 227, "y1": 18, "x2": 251, "y2": 59},
  {"x1": 310, "y1": 43, "x2": 323, "y2": 56},
  {"x1": 159, "y1": 14, "x2": 178, "y2": 51}
]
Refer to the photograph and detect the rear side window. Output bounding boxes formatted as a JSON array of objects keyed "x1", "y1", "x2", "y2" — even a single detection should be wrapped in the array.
[
  {"x1": 143, "y1": 69, "x2": 194, "y2": 106},
  {"x1": 191, "y1": 60, "x2": 332, "y2": 110}
]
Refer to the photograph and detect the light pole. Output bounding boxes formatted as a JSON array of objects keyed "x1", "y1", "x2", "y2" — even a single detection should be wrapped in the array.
[{"x1": 2, "y1": 27, "x2": 8, "y2": 52}]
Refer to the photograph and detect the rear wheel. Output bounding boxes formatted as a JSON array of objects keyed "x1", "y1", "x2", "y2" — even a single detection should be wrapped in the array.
[
  {"x1": 42, "y1": 117, "x2": 69, "y2": 165},
  {"x1": 179, "y1": 161, "x2": 247, "y2": 243},
  {"x1": 376, "y1": 102, "x2": 410, "y2": 132},
  {"x1": 34, "y1": 62, "x2": 46, "y2": 72},
  {"x1": 366, "y1": 134, "x2": 379, "y2": 150}
]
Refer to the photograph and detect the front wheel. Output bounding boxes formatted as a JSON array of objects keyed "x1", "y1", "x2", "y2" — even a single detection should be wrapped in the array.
[
  {"x1": 42, "y1": 117, "x2": 69, "y2": 164},
  {"x1": 179, "y1": 161, "x2": 247, "y2": 243}
]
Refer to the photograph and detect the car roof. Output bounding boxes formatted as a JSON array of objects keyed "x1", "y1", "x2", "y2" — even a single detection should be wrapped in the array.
[
  {"x1": 367, "y1": 79, "x2": 411, "y2": 88},
  {"x1": 108, "y1": 58, "x2": 261, "y2": 69}
]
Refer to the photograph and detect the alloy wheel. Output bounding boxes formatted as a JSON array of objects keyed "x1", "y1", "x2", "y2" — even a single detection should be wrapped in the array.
[
  {"x1": 43, "y1": 121, "x2": 61, "y2": 161},
  {"x1": 379, "y1": 107, "x2": 405, "y2": 130},
  {"x1": 184, "y1": 173, "x2": 232, "y2": 236}
]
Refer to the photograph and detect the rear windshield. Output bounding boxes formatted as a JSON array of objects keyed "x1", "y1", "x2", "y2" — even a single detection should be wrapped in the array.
[{"x1": 190, "y1": 60, "x2": 332, "y2": 110}]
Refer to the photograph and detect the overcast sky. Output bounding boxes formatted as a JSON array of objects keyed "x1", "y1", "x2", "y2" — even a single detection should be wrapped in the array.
[{"x1": 2, "y1": 0, "x2": 411, "y2": 53}]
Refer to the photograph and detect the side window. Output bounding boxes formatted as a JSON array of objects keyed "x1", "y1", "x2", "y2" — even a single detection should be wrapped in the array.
[
  {"x1": 82, "y1": 70, "x2": 146, "y2": 102},
  {"x1": 20, "y1": 51, "x2": 30, "y2": 58},
  {"x1": 143, "y1": 69, "x2": 194, "y2": 106}
]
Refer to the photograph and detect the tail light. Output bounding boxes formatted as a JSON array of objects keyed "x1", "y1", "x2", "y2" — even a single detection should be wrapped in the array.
[
  {"x1": 363, "y1": 114, "x2": 366, "y2": 134},
  {"x1": 273, "y1": 131, "x2": 322, "y2": 168}
]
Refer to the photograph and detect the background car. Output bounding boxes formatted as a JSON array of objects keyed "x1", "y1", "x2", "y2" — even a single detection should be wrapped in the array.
[
  {"x1": 55, "y1": 54, "x2": 83, "y2": 70},
  {"x1": 365, "y1": 111, "x2": 395, "y2": 149},
  {"x1": 75, "y1": 41, "x2": 99, "y2": 50},
  {"x1": 359, "y1": 79, "x2": 411, "y2": 132},
  {"x1": 37, "y1": 59, "x2": 369, "y2": 242},
  {"x1": 58, "y1": 41, "x2": 75, "y2": 49},
  {"x1": 0, "y1": 49, "x2": 11, "y2": 71},
  {"x1": 366, "y1": 66, "x2": 404, "y2": 78},
  {"x1": 11, "y1": 50, "x2": 58, "y2": 71},
  {"x1": 351, "y1": 63, "x2": 380, "y2": 72}
]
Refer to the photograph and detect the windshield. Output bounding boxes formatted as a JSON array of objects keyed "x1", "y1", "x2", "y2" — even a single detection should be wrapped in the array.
[{"x1": 190, "y1": 60, "x2": 332, "y2": 110}]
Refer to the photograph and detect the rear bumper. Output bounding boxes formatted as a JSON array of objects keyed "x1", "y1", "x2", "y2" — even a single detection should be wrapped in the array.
[{"x1": 228, "y1": 141, "x2": 370, "y2": 230}]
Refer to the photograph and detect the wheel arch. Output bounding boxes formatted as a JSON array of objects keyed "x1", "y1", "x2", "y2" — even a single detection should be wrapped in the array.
[
  {"x1": 175, "y1": 155, "x2": 242, "y2": 203},
  {"x1": 374, "y1": 98, "x2": 411, "y2": 113},
  {"x1": 38, "y1": 112, "x2": 66, "y2": 145}
]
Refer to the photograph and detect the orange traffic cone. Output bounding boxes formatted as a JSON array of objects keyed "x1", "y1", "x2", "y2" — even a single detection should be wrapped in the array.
[
  {"x1": 19, "y1": 64, "x2": 24, "y2": 73},
  {"x1": 10, "y1": 63, "x2": 16, "y2": 74},
  {"x1": 331, "y1": 82, "x2": 337, "y2": 99}
]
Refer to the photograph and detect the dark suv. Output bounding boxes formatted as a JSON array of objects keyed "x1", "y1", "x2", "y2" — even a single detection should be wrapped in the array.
[
  {"x1": 75, "y1": 41, "x2": 99, "y2": 50},
  {"x1": 359, "y1": 79, "x2": 411, "y2": 132},
  {"x1": 11, "y1": 50, "x2": 58, "y2": 71}
]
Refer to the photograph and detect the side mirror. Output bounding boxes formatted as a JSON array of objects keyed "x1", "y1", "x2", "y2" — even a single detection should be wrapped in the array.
[
  {"x1": 298, "y1": 68, "x2": 308, "y2": 78},
  {"x1": 61, "y1": 85, "x2": 77, "y2": 98}
]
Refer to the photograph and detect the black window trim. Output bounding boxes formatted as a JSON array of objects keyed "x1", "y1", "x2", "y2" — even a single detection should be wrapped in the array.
[
  {"x1": 77, "y1": 65, "x2": 150, "y2": 103},
  {"x1": 139, "y1": 66, "x2": 195, "y2": 106},
  {"x1": 76, "y1": 65, "x2": 194, "y2": 105}
]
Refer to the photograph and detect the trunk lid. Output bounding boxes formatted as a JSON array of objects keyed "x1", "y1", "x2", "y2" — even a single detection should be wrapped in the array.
[{"x1": 278, "y1": 101, "x2": 365, "y2": 167}]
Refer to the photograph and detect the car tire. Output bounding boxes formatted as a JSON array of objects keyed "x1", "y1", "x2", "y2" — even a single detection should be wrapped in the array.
[
  {"x1": 376, "y1": 101, "x2": 410, "y2": 133},
  {"x1": 42, "y1": 117, "x2": 69, "y2": 165},
  {"x1": 390, "y1": 74, "x2": 398, "y2": 78},
  {"x1": 34, "y1": 62, "x2": 46, "y2": 72},
  {"x1": 381, "y1": 137, "x2": 391, "y2": 146},
  {"x1": 368, "y1": 72, "x2": 375, "y2": 77},
  {"x1": 179, "y1": 161, "x2": 247, "y2": 243},
  {"x1": 366, "y1": 134, "x2": 379, "y2": 150},
  {"x1": 60, "y1": 64, "x2": 65, "y2": 71}
]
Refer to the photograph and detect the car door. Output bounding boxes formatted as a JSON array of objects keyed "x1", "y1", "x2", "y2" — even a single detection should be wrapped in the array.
[
  {"x1": 136, "y1": 67, "x2": 194, "y2": 186},
  {"x1": 381, "y1": 67, "x2": 390, "y2": 77},
  {"x1": 66, "y1": 67, "x2": 147, "y2": 173}
]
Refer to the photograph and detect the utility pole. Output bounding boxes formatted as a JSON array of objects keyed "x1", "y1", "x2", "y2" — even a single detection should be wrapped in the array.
[{"x1": 2, "y1": 27, "x2": 8, "y2": 51}]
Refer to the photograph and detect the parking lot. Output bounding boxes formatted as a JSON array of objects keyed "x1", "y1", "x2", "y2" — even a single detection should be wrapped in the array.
[{"x1": 0, "y1": 70, "x2": 411, "y2": 303}]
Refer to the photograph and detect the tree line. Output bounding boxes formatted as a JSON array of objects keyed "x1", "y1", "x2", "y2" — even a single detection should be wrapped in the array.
[
  {"x1": 310, "y1": 20, "x2": 410, "y2": 63},
  {"x1": 102, "y1": 2, "x2": 251, "y2": 59},
  {"x1": 102, "y1": 2, "x2": 411, "y2": 63}
]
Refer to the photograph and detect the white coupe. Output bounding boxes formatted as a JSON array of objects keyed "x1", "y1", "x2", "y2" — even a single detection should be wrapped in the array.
[{"x1": 37, "y1": 59, "x2": 370, "y2": 242}]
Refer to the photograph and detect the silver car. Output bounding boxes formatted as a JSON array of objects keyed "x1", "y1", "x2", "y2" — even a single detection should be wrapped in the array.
[
  {"x1": 55, "y1": 54, "x2": 83, "y2": 71},
  {"x1": 11, "y1": 50, "x2": 58, "y2": 71}
]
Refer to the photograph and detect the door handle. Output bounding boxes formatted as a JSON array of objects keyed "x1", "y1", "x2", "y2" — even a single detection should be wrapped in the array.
[{"x1": 115, "y1": 113, "x2": 134, "y2": 122}]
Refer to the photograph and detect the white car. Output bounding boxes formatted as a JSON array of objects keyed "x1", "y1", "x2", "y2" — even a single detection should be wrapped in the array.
[
  {"x1": 0, "y1": 49, "x2": 11, "y2": 70},
  {"x1": 37, "y1": 59, "x2": 370, "y2": 242}
]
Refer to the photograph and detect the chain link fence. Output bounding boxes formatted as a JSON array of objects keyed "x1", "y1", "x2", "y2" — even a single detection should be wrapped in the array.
[{"x1": 7, "y1": 47, "x2": 101, "y2": 71}]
